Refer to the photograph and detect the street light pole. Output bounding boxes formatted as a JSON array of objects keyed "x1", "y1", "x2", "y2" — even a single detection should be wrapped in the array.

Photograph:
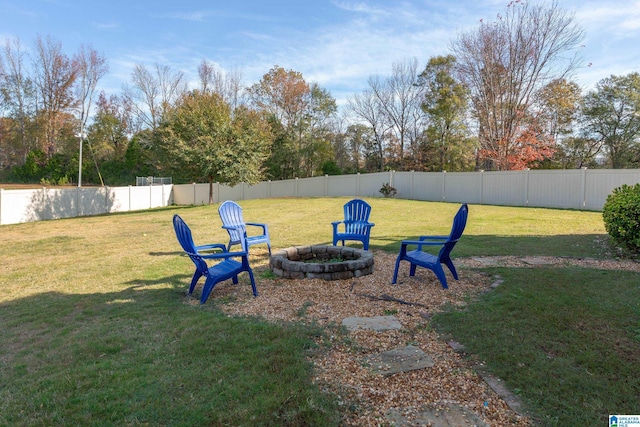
[{"x1": 77, "y1": 130, "x2": 85, "y2": 187}]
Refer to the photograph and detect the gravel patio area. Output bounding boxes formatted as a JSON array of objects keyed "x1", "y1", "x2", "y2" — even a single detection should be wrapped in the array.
[{"x1": 192, "y1": 250, "x2": 640, "y2": 426}]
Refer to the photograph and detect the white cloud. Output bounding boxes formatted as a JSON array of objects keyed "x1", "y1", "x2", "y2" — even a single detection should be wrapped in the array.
[
  {"x1": 92, "y1": 21, "x2": 119, "y2": 30},
  {"x1": 156, "y1": 10, "x2": 211, "y2": 22}
]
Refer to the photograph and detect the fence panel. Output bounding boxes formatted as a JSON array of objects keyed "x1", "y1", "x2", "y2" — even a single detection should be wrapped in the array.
[
  {"x1": 408, "y1": 172, "x2": 444, "y2": 201},
  {"x1": 327, "y1": 175, "x2": 358, "y2": 197},
  {"x1": 148, "y1": 185, "x2": 168, "y2": 208},
  {"x1": 78, "y1": 187, "x2": 108, "y2": 216},
  {"x1": 527, "y1": 170, "x2": 583, "y2": 209},
  {"x1": 128, "y1": 186, "x2": 153, "y2": 211},
  {"x1": 391, "y1": 172, "x2": 413, "y2": 199},
  {"x1": 269, "y1": 179, "x2": 296, "y2": 198},
  {"x1": 0, "y1": 189, "x2": 34, "y2": 224},
  {"x1": 444, "y1": 172, "x2": 483, "y2": 204},
  {"x1": 108, "y1": 187, "x2": 129, "y2": 212},
  {"x1": 359, "y1": 172, "x2": 389, "y2": 198},
  {"x1": 3, "y1": 188, "x2": 72, "y2": 223},
  {"x1": 218, "y1": 184, "x2": 243, "y2": 203},
  {"x1": 194, "y1": 184, "x2": 213, "y2": 205},
  {"x1": 584, "y1": 169, "x2": 640, "y2": 210},
  {"x1": 244, "y1": 182, "x2": 270, "y2": 200},
  {"x1": 172, "y1": 183, "x2": 212, "y2": 205},
  {"x1": 172, "y1": 184, "x2": 193, "y2": 205},
  {"x1": 298, "y1": 176, "x2": 326, "y2": 197},
  {"x1": 480, "y1": 171, "x2": 526, "y2": 206}
]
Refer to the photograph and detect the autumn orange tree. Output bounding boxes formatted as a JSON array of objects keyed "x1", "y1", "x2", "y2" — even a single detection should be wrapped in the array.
[
  {"x1": 451, "y1": 0, "x2": 584, "y2": 170},
  {"x1": 247, "y1": 65, "x2": 337, "y2": 179}
]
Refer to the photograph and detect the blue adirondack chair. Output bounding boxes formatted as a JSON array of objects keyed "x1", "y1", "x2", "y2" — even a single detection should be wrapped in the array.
[
  {"x1": 218, "y1": 200, "x2": 271, "y2": 255},
  {"x1": 332, "y1": 199, "x2": 375, "y2": 250},
  {"x1": 392, "y1": 203, "x2": 468, "y2": 289},
  {"x1": 173, "y1": 214, "x2": 257, "y2": 304}
]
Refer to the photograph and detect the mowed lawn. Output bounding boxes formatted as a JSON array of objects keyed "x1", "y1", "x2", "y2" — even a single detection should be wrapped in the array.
[{"x1": 1, "y1": 197, "x2": 637, "y2": 426}]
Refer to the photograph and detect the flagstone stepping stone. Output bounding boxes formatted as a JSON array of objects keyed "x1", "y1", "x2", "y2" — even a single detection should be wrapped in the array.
[
  {"x1": 342, "y1": 315, "x2": 402, "y2": 331},
  {"x1": 521, "y1": 256, "x2": 555, "y2": 265},
  {"x1": 386, "y1": 403, "x2": 489, "y2": 427},
  {"x1": 365, "y1": 345, "x2": 435, "y2": 375},
  {"x1": 472, "y1": 257, "x2": 500, "y2": 266}
]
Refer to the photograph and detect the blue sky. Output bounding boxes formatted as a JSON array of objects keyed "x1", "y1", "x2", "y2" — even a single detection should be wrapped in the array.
[{"x1": 1, "y1": 0, "x2": 639, "y2": 106}]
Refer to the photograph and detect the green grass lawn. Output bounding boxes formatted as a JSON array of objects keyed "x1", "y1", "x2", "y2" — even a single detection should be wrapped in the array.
[{"x1": 1, "y1": 197, "x2": 636, "y2": 426}]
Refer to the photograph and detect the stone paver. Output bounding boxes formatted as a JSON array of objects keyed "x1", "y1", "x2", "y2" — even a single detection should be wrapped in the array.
[
  {"x1": 521, "y1": 256, "x2": 556, "y2": 265},
  {"x1": 386, "y1": 404, "x2": 489, "y2": 427},
  {"x1": 472, "y1": 257, "x2": 500, "y2": 266},
  {"x1": 342, "y1": 313, "x2": 522, "y2": 426},
  {"x1": 342, "y1": 315, "x2": 402, "y2": 331},
  {"x1": 365, "y1": 345, "x2": 435, "y2": 375}
]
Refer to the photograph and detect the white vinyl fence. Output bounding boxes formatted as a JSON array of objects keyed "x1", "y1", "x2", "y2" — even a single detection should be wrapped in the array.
[
  {"x1": 0, "y1": 185, "x2": 172, "y2": 225},
  {"x1": 2, "y1": 169, "x2": 640, "y2": 225}
]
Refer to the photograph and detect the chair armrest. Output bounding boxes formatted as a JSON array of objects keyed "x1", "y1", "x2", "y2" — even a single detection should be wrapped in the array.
[
  {"x1": 396, "y1": 239, "x2": 444, "y2": 256},
  {"x1": 194, "y1": 243, "x2": 228, "y2": 253},
  {"x1": 418, "y1": 235, "x2": 448, "y2": 241},
  {"x1": 349, "y1": 220, "x2": 375, "y2": 231},
  {"x1": 344, "y1": 220, "x2": 374, "y2": 226},
  {"x1": 401, "y1": 239, "x2": 446, "y2": 247},
  {"x1": 245, "y1": 222, "x2": 268, "y2": 233},
  {"x1": 222, "y1": 225, "x2": 243, "y2": 231},
  {"x1": 189, "y1": 250, "x2": 248, "y2": 260}
]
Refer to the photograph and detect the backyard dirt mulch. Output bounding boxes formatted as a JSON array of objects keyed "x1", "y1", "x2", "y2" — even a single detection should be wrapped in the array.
[{"x1": 197, "y1": 251, "x2": 640, "y2": 426}]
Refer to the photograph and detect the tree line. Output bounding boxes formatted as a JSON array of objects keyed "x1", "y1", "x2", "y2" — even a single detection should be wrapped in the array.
[{"x1": 1, "y1": 1, "x2": 639, "y2": 190}]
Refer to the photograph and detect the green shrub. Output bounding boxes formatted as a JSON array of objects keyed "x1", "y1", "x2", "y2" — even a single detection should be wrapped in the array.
[
  {"x1": 379, "y1": 182, "x2": 397, "y2": 198},
  {"x1": 602, "y1": 183, "x2": 640, "y2": 253}
]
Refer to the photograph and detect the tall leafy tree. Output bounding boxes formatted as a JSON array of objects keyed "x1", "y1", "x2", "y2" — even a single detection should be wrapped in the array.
[
  {"x1": 536, "y1": 78, "x2": 595, "y2": 168},
  {"x1": 537, "y1": 78, "x2": 581, "y2": 144},
  {"x1": 343, "y1": 124, "x2": 374, "y2": 172},
  {"x1": 452, "y1": 0, "x2": 584, "y2": 170},
  {"x1": 582, "y1": 72, "x2": 640, "y2": 168},
  {"x1": 158, "y1": 91, "x2": 272, "y2": 204},
  {"x1": 247, "y1": 65, "x2": 336, "y2": 178},
  {"x1": 88, "y1": 92, "x2": 132, "y2": 160},
  {"x1": 247, "y1": 66, "x2": 309, "y2": 178},
  {"x1": 418, "y1": 55, "x2": 475, "y2": 171},
  {"x1": 299, "y1": 83, "x2": 337, "y2": 177}
]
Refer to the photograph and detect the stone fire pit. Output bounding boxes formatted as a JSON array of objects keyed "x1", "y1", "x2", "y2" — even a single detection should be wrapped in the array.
[{"x1": 270, "y1": 245, "x2": 374, "y2": 280}]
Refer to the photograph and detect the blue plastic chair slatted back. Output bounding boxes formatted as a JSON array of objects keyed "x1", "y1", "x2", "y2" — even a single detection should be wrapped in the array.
[
  {"x1": 344, "y1": 199, "x2": 372, "y2": 234},
  {"x1": 218, "y1": 201, "x2": 246, "y2": 244},
  {"x1": 173, "y1": 214, "x2": 208, "y2": 273},
  {"x1": 439, "y1": 203, "x2": 468, "y2": 258}
]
